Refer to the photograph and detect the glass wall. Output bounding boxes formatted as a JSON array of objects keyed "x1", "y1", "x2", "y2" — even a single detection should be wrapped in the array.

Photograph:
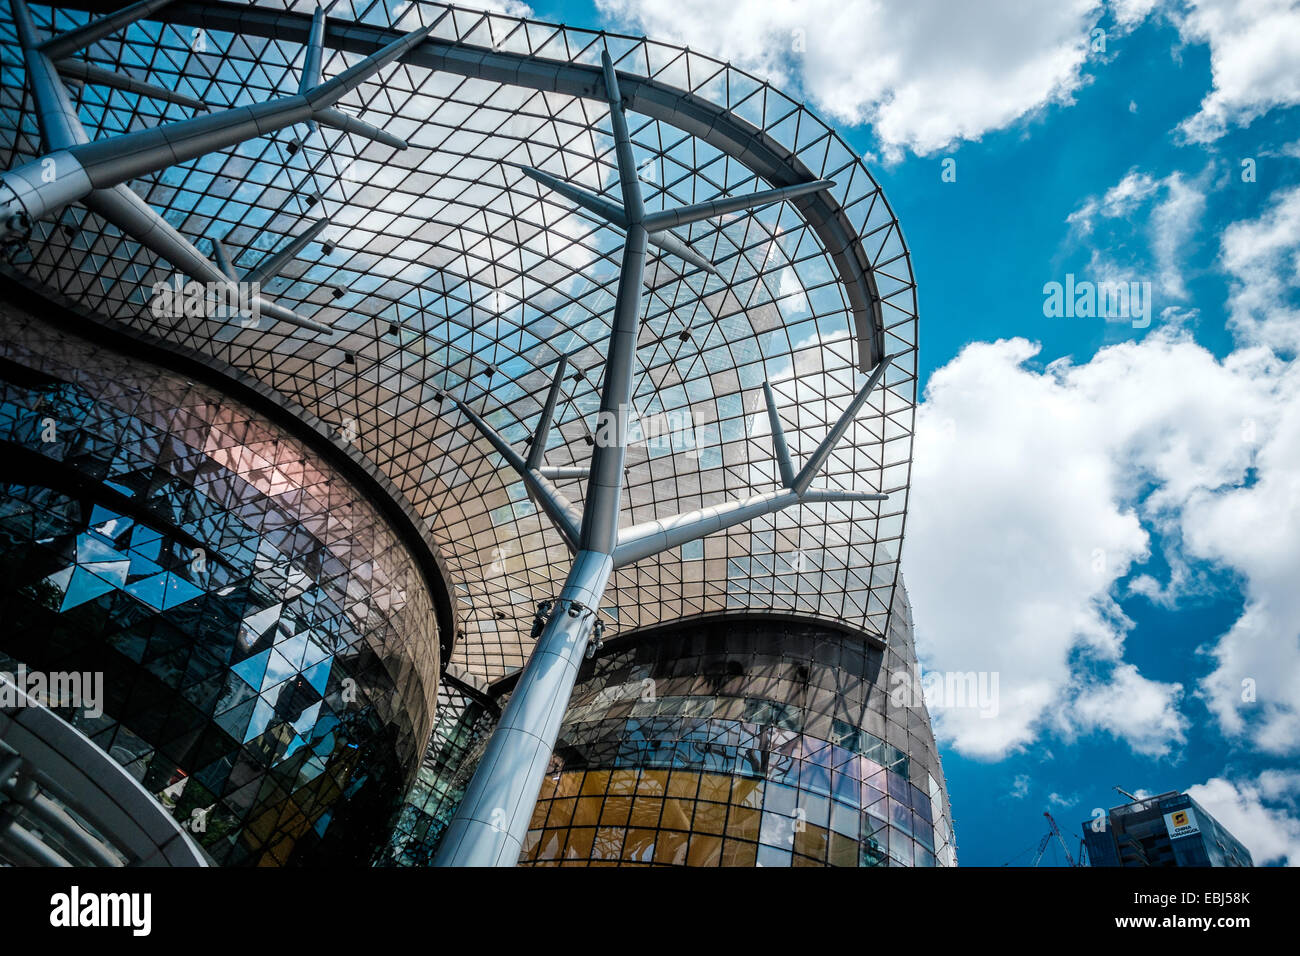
[
  {"x1": 518, "y1": 610, "x2": 956, "y2": 867},
  {"x1": 1082, "y1": 793, "x2": 1253, "y2": 868},
  {"x1": 0, "y1": 307, "x2": 441, "y2": 865},
  {"x1": 386, "y1": 587, "x2": 956, "y2": 867},
  {"x1": 377, "y1": 677, "x2": 498, "y2": 866}
]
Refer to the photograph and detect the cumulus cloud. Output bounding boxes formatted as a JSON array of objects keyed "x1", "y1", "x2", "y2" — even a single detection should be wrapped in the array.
[
  {"x1": 907, "y1": 183, "x2": 1300, "y2": 761},
  {"x1": 1188, "y1": 774, "x2": 1300, "y2": 865},
  {"x1": 1258, "y1": 769, "x2": 1300, "y2": 803},
  {"x1": 1065, "y1": 663, "x2": 1187, "y2": 756},
  {"x1": 906, "y1": 332, "x2": 1265, "y2": 758},
  {"x1": 905, "y1": 335, "x2": 1146, "y2": 754},
  {"x1": 1183, "y1": 363, "x2": 1300, "y2": 753},
  {"x1": 1174, "y1": 0, "x2": 1300, "y2": 143},
  {"x1": 1181, "y1": 187, "x2": 1300, "y2": 755},
  {"x1": 596, "y1": 0, "x2": 1300, "y2": 159},
  {"x1": 597, "y1": 0, "x2": 1114, "y2": 158}
]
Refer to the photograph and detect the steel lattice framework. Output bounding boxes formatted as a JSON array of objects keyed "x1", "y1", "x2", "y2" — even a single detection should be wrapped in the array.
[{"x1": 0, "y1": 2, "x2": 920, "y2": 855}]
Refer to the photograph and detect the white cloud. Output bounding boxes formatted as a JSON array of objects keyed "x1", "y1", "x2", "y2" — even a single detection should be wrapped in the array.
[
  {"x1": 1181, "y1": 187, "x2": 1300, "y2": 755},
  {"x1": 1111, "y1": 0, "x2": 1163, "y2": 25},
  {"x1": 1068, "y1": 170, "x2": 1160, "y2": 231},
  {"x1": 1065, "y1": 663, "x2": 1187, "y2": 756},
  {"x1": 1011, "y1": 774, "x2": 1032, "y2": 799},
  {"x1": 1175, "y1": 0, "x2": 1300, "y2": 143},
  {"x1": 907, "y1": 332, "x2": 1284, "y2": 759},
  {"x1": 906, "y1": 336, "x2": 1152, "y2": 759},
  {"x1": 1183, "y1": 363, "x2": 1300, "y2": 753},
  {"x1": 1258, "y1": 769, "x2": 1300, "y2": 803},
  {"x1": 1220, "y1": 184, "x2": 1300, "y2": 354},
  {"x1": 597, "y1": 0, "x2": 1113, "y2": 158},
  {"x1": 1068, "y1": 168, "x2": 1208, "y2": 300},
  {"x1": 596, "y1": 0, "x2": 1300, "y2": 159},
  {"x1": 1188, "y1": 774, "x2": 1300, "y2": 865},
  {"x1": 1149, "y1": 173, "x2": 1207, "y2": 299},
  {"x1": 907, "y1": 184, "x2": 1300, "y2": 761}
]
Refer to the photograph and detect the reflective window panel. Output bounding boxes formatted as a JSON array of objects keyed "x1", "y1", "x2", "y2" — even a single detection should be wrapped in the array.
[{"x1": 0, "y1": 305, "x2": 441, "y2": 865}]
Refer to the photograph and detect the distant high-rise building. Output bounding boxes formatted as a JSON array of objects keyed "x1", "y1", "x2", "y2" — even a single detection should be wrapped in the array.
[{"x1": 1082, "y1": 791, "x2": 1253, "y2": 867}]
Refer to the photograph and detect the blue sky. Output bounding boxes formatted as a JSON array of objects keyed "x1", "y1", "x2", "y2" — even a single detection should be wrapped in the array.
[{"x1": 512, "y1": 0, "x2": 1300, "y2": 865}]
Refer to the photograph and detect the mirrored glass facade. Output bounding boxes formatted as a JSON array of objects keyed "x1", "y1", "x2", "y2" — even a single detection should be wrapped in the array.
[
  {"x1": 386, "y1": 585, "x2": 956, "y2": 867},
  {"x1": 0, "y1": 304, "x2": 441, "y2": 864},
  {"x1": 523, "y1": 594, "x2": 954, "y2": 867},
  {"x1": 1082, "y1": 792, "x2": 1253, "y2": 868},
  {"x1": 378, "y1": 675, "x2": 497, "y2": 866}
]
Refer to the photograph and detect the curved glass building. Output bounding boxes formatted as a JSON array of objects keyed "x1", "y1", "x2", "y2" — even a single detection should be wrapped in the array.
[
  {"x1": 518, "y1": 590, "x2": 954, "y2": 867},
  {"x1": 0, "y1": 0, "x2": 952, "y2": 866},
  {"x1": 0, "y1": 298, "x2": 448, "y2": 864},
  {"x1": 381, "y1": 582, "x2": 954, "y2": 868}
]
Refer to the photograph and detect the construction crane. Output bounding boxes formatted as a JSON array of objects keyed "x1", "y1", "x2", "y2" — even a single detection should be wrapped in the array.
[
  {"x1": 1030, "y1": 832, "x2": 1053, "y2": 867},
  {"x1": 1031, "y1": 811, "x2": 1081, "y2": 867}
]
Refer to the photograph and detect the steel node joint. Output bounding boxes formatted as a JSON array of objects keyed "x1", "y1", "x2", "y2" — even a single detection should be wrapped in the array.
[
  {"x1": 449, "y1": 396, "x2": 583, "y2": 550},
  {"x1": 789, "y1": 351, "x2": 898, "y2": 496},
  {"x1": 604, "y1": 355, "x2": 901, "y2": 570},
  {"x1": 528, "y1": 596, "x2": 603, "y2": 657}
]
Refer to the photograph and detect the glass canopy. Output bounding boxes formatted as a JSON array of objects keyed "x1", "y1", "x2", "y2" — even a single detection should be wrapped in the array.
[{"x1": 0, "y1": 0, "x2": 918, "y2": 687}]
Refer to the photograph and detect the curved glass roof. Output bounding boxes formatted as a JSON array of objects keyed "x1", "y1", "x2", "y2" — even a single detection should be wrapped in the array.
[{"x1": 0, "y1": 0, "x2": 918, "y2": 686}]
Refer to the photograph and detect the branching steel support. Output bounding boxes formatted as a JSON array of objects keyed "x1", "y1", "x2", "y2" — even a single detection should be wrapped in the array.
[
  {"x1": 510, "y1": 162, "x2": 720, "y2": 278},
  {"x1": 447, "y1": 396, "x2": 583, "y2": 551},
  {"x1": 37, "y1": 0, "x2": 173, "y2": 60},
  {"x1": 244, "y1": 217, "x2": 330, "y2": 285},
  {"x1": 2, "y1": 1, "x2": 422, "y2": 335},
  {"x1": 434, "y1": 50, "x2": 876, "y2": 866},
  {"x1": 5, "y1": 6, "x2": 896, "y2": 867},
  {"x1": 55, "y1": 57, "x2": 209, "y2": 112},
  {"x1": 2, "y1": 4, "x2": 426, "y2": 233},
  {"x1": 526, "y1": 355, "x2": 568, "y2": 472}
]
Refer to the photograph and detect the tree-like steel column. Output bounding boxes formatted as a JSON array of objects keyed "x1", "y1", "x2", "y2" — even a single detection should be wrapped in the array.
[
  {"x1": 434, "y1": 50, "x2": 643, "y2": 868},
  {"x1": 434, "y1": 49, "x2": 885, "y2": 866},
  {"x1": 2, "y1": 0, "x2": 425, "y2": 334}
]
